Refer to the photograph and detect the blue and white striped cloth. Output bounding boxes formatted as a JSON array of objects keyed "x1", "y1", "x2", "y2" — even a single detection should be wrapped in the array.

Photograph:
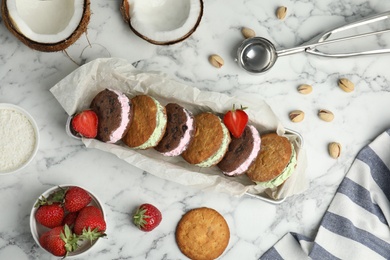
[{"x1": 260, "y1": 129, "x2": 390, "y2": 260}]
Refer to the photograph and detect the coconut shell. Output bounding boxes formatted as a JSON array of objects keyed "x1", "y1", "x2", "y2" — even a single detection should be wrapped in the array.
[
  {"x1": 120, "y1": 0, "x2": 204, "y2": 45},
  {"x1": 1, "y1": 0, "x2": 91, "y2": 52}
]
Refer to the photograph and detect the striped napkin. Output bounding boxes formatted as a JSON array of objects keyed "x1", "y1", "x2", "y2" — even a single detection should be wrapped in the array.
[{"x1": 260, "y1": 129, "x2": 390, "y2": 260}]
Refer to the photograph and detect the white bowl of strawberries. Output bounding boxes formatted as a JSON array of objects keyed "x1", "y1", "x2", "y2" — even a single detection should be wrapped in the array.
[{"x1": 30, "y1": 185, "x2": 106, "y2": 257}]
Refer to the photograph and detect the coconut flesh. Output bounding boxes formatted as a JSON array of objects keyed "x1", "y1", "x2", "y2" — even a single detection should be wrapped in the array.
[
  {"x1": 2, "y1": 0, "x2": 90, "y2": 52},
  {"x1": 121, "y1": 0, "x2": 203, "y2": 45}
]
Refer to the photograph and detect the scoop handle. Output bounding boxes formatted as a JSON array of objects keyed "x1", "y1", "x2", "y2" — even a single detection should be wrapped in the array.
[{"x1": 276, "y1": 11, "x2": 390, "y2": 58}]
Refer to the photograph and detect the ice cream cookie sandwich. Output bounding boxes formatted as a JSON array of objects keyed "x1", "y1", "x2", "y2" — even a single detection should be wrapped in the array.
[
  {"x1": 217, "y1": 125, "x2": 261, "y2": 176},
  {"x1": 154, "y1": 103, "x2": 196, "y2": 156},
  {"x1": 90, "y1": 89, "x2": 133, "y2": 143},
  {"x1": 181, "y1": 112, "x2": 231, "y2": 167},
  {"x1": 122, "y1": 95, "x2": 167, "y2": 149},
  {"x1": 246, "y1": 132, "x2": 297, "y2": 188}
]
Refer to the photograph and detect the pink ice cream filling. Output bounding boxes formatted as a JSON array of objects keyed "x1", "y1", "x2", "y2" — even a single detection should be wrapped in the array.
[
  {"x1": 107, "y1": 89, "x2": 131, "y2": 144},
  {"x1": 162, "y1": 109, "x2": 194, "y2": 156},
  {"x1": 224, "y1": 125, "x2": 261, "y2": 176}
]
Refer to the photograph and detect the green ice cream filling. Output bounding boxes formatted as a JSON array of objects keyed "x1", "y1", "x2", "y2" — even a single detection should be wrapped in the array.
[
  {"x1": 256, "y1": 144, "x2": 297, "y2": 188},
  {"x1": 196, "y1": 120, "x2": 230, "y2": 168},
  {"x1": 134, "y1": 97, "x2": 167, "y2": 150}
]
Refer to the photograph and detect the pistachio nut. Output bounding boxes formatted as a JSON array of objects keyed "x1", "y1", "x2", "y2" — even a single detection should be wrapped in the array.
[
  {"x1": 338, "y1": 78, "x2": 354, "y2": 92},
  {"x1": 318, "y1": 109, "x2": 334, "y2": 122},
  {"x1": 297, "y1": 84, "x2": 312, "y2": 94},
  {"x1": 276, "y1": 6, "x2": 287, "y2": 20},
  {"x1": 241, "y1": 27, "x2": 255, "y2": 39},
  {"x1": 328, "y1": 142, "x2": 342, "y2": 159},
  {"x1": 289, "y1": 110, "x2": 304, "y2": 122},
  {"x1": 209, "y1": 54, "x2": 224, "y2": 68}
]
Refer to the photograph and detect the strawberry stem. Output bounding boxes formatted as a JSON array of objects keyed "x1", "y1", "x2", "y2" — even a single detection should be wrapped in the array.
[
  {"x1": 79, "y1": 227, "x2": 107, "y2": 244},
  {"x1": 61, "y1": 225, "x2": 80, "y2": 256}
]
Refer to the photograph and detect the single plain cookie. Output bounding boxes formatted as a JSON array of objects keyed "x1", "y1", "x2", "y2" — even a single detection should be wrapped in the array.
[{"x1": 176, "y1": 207, "x2": 230, "y2": 260}]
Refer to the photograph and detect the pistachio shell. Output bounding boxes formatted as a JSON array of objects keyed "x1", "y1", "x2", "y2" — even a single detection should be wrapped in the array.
[
  {"x1": 289, "y1": 110, "x2": 304, "y2": 122},
  {"x1": 318, "y1": 109, "x2": 334, "y2": 122},
  {"x1": 338, "y1": 78, "x2": 354, "y2": 92},
  {"x1": 209, "y1": 54, "x2": 224, "y2": 68},
  {"x1": 276, "y1": 6, "x2": 287, "y2": 20},
  {"x1": 328, "y1": 142, "x2": 341, "y2": 159},
  {"x1": 297, "y1": 84, "x2": 312, "y2": 94},
  {"x1": 241, "y1": 27, "x2": 255, "y2": 39}
]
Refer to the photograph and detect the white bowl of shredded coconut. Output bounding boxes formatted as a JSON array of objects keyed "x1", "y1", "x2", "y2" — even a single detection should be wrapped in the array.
[{"x1": 0, "y1": 103, "x2": 39, "y2": 174}]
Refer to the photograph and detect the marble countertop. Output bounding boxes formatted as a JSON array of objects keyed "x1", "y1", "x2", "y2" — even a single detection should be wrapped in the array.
[{"x1": 1, "y1": 0, "x2": 390, "y2": 259}]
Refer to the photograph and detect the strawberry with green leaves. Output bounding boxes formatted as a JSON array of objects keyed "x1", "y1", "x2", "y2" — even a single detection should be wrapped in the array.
[
  {"x1": 133, "y1": 203, "x2": 162, "y2": 232},
  {"x1": 39, "y1": 224, "x2": 79, "y2": 257},
  {"x1": 71, "y1": 110, "x2": 98, "y2": 138},
  {"x1": 74, "y1": 205, "x2": 106, "y2": 242},
  {"x1": 223, "y1": 104, "x2": 249, "y2": 138}
]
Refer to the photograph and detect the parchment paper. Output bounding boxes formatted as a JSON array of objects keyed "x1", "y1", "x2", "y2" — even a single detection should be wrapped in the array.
[{"x1": 50, "y1": 58, "x2": 308, "y2": 201}]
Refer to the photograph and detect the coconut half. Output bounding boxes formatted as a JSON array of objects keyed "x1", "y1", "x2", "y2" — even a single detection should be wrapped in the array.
[
  {"x1": 1, "y1": 0, "x2": 90, "y2": 52},
  {"x1": 120, "y1": 0, "x2": 203, "y2": 45}
]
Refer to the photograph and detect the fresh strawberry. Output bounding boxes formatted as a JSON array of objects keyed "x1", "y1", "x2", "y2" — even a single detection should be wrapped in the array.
[
  {"x1": 62, "y1": 212, "x2": 79, "y2": 229},
  {"x1": 133, "y1": 203, "x2": 162, "y2": 232},
  {"x1": 223, "y1": 104, "x2": 249, "y2": 138},
  {"x1": 74, "y1": 206, "x2": 106, "y2": 242},
  {"x1": 39, "y1": 225, "x2": 79, "y2": 257},
  {"x1": 64, "y1": 187, "x2": 92, "y2": 212},
  {"x1": 35, "y1": 202, "x2": 65, "y2": 228},
  {"x1": 71, "y1": 110, "x2": 98, "y2": 138}
]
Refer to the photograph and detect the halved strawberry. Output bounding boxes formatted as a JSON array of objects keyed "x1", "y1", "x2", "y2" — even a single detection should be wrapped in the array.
[
  {"x1": 223, "y1": 105, "x2": 249, "y2": 138},
  {"x1": 71, "y1": 110, "x2": 98, "y2": 138}
]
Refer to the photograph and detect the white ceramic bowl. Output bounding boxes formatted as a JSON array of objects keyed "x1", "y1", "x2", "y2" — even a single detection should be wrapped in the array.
[
  {"x1": 65, "y1": 115, "x2": 82, "y2": 140},
  {"x1": 30, "y1": 185, "x2": 106, "y2": 257},
  {"x1": 0, "y1": 103, "x2": 40, "y2": 175}
]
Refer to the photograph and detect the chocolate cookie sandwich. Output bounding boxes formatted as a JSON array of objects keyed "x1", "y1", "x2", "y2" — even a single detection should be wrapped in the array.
[
  {"x1": 246, "y1": 132, "x2": 297, "y2": 188},
  {"x1": 122, "y1": 95, "x2": 167, "y2": 149},
  {"x1": 182, "y1": 112, "x2": 231, "y2": 167},
  {"x1": 90, "y1": 89, "x2": 133, "y2": 143},
  {"x1": 154, "y1": 103, "x2": 196, "y2": 156},
  {"x1": 217, "y1": 125, "x2": 261, "y2": 176}
]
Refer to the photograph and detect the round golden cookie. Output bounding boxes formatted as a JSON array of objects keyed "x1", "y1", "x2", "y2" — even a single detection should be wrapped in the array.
[
  {"x1": 176, "y1": 207, "x2": 230, "y2": 260},
  {"x1": 246, "y1": 132, "x2": 292, "y2": 182},
  {"x1": 181, "y1": 112, "x2": 224, "y2": 165},
  {"x1": 122, "y1": 95, "x2": 166, "y2": 148}
]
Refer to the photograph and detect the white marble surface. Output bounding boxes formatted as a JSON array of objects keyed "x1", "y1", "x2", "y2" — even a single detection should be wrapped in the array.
[{"x1": 1, "y1": 0, "x2": 390, "y2": 259}]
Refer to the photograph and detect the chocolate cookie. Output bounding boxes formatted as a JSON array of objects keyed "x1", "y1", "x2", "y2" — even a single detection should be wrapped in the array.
[
  {"x1": 176, "y1": 207, "x2": 230, "y2": 260},
  {"x1": 181, "y1": 112, "x2": 231, "y2": 167},
  {"x1": 122, "y1": 95, "x2": 167, "y2": 149},
  {"x1": 246, "y1": 133, "x2": 294, "y2": 184},
  {"x1": 90, "y1": 89, "x2": 133, "y2": 143},
  {"x1": 217, "y1": 125, "x2": 261, "y2": 176},
  {"x1": 154, "y1": 103, "x2": 196, "y2": 156}
]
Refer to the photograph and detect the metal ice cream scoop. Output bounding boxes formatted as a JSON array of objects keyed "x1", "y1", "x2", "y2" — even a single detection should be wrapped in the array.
[{"x1": 237, "y1": 11, "x2": 390, "y2": 74}]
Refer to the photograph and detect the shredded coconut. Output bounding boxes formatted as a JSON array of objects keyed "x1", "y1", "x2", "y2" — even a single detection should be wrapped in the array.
[{"x1": 0, "y1": 108, "x2": 36, "y2": 172}]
